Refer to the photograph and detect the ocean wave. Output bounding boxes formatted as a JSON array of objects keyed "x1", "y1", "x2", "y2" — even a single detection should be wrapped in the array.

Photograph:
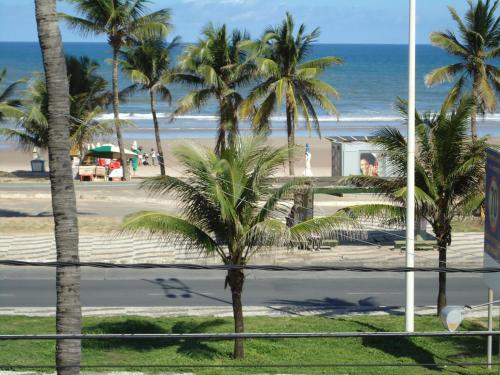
[{"x1": 96, "y1": 112, "x2": 500, "y2": 122}]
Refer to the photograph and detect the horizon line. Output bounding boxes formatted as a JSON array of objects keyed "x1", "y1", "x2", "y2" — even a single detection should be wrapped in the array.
[{"x1": 0, "y1": 40, "x2": 434, "y2": 46}]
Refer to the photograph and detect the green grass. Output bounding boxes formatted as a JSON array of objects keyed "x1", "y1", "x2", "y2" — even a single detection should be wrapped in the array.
[{"x1": 0, "y1": 315, "x2": 496, "y2": 374}]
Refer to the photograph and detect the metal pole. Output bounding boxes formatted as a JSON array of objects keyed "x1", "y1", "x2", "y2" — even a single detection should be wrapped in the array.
[
  {"x1": 405, "y1": 0, "x2": 416, "y2": 333},
  {"x1": 488, "y1": 288, "x2": 493, "y2": 369}
]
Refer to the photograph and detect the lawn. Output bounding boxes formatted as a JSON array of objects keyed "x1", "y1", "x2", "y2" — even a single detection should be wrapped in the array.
[{"x1": 0, "y1": 315, "x2": 496, "y2": 374}]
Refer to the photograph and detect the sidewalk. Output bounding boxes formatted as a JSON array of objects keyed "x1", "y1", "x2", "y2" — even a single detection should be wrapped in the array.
[{"x1": 0, "y1": 232, "x2": 485, "y2": 267}]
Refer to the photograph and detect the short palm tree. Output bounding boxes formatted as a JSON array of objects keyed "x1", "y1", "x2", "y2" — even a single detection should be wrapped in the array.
[
  {"x1": 66, "y1": 55, "x2": 110, "y2": 113},
  {"x1": 122, "y1": 36, "x2": 180, "y2": 176},
  {"x1": 425, "y1": 0, "x2": 500, "y2": 141},
  {"x1": 60, "y1": 0, "x2": 171, "y2": 180},
  {"x1": 344, "y1": 95, "x2": 487, "y2": 314},
  {"x1": 0, "y1": 68, "x2": 24, "y2": 122},
  {"x1": 1, "y1": 76, "x2": 49, "y2": 150},
  {"x1": 241, "y1": 12, "x2": 342, "y2": 175},
  {"x1": 174, "y1": 24, "x2": 255, "y2": 155},
  {"x1": 2, "y1": 56, "x2": 112, "y2": 153},
  {"x1": 122, "y1": 136, "x2": 354, "y2": 359}
]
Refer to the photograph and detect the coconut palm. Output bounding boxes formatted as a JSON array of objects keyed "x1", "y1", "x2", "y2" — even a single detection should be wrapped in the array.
[
  {"x1": 121, "y1": 36, "x2": 180, "y2": 175},
  {"x1": 0, "y1": 69, "x2": 24, "y2": 122},
  {"x1": 2, "y1": 56, "x2": 113, "y2": 153},
  {"x1": 425, "y1": 0, "x2": 500, "y2": 141},
  {"x1": 35, "y1": 1, "x2": 81, "y2": 374},
  {"x1": 122, "y1": 136, "x2": 354, "y2": 359},
  {"x1": 66, "y1": 55, "x2": 110, "y2": 113},
  {"x1": 240, "y1": 12, "x2": 342, "y2": 175},
  {"x1": 173, "y1": 24, "x2": 255, "y2": 155},
  {"x1": 343, "y1": 95, "x2": 487, "y2": 314},
  {"x1": 60, "y1": 0, "x2": 171, "y2": 180},
  {"x1": 1, "y1": 76, "x2": 50, "y2": 150}
]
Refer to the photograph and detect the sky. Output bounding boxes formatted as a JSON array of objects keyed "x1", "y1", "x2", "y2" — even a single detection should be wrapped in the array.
[{"x1": 0, "y1": 0, "x2": 470, "y2": 44}]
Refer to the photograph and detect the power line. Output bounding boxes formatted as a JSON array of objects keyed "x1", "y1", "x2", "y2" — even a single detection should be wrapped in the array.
[
  {"x1": 0, "y1": 260, "x2": 498, "y2": 273},
  {"x1": 2, "y1": 362, "x2": 500, "y2": 369},
  {"x1": 2, "y1": 330, "x2": 500, "y2": 340}
]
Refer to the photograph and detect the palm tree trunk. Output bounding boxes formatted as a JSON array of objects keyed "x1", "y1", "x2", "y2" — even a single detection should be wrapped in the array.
[
  {"x1": 227, "y1": 269, "x2": 245, "y2": 359},
  {"x1": 112, "y1": 46, "x2": 130, "y2": 180},
  {"x1": 471, "y1": 74, "x2": 480, "y2": 142},
  {"x1": 35, "y1": 2, "x2": 81, "y2": 374},
  {"x1": 216, "y1": 98, "x2": 226, "y2": 156},
  {"x1": 150, "y1": 90, "x2": 165, "y2": 176},
  {"x1": 286, "y1": 98, "x2": 295, "y2": 176},
  {"x1": 437, "y1": 240, "x2": 447, "y2": 315}
]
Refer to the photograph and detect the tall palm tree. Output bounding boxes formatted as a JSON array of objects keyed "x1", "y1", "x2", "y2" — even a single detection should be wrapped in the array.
[
  {"x1": 60, "y1": 0, "x2": 171, "y2": 180},
  {"x1": 122, "y1": 136, "x2": 354, "y2": 359},
  {"x1": 35, "y1": 1, "x2": 81, "y2": 374},
  {"x1": 241, "y1": 12, "x2": 342, "y2": 175},
  {"x1": 174, "y1": 24, "x2": 255, "y2": 155},
  {"x1": 0, "y1": 69, "x2": 24, "y2": 122},
  {"x1": 344, "y1": 95, "x2": 487, "y2": 314},
  {"x1": 425, "y1": 0, "x2": 500, "y2": 142},
  {"x1": 121, "y1": 36, "x2": 180, "y2": 175}
]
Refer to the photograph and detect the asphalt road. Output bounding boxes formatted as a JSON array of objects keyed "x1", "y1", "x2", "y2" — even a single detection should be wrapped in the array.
[{"x1": 0, "y1": 268, "x2": 489, "y2": 309}]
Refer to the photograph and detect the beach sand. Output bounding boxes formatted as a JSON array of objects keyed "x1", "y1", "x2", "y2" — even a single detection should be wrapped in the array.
[{"x1": 0, "y1": 136, "x2": 333, "y2": 178}]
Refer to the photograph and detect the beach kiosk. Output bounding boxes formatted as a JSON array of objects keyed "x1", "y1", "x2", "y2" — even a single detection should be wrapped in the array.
[{"x1": 327, "y1": 136, "x2": 394, "y2": 178}]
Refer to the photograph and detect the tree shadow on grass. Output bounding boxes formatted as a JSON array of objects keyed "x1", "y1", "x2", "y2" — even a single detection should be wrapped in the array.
[
  {"x1": 269, "y1": 296, "x2": 402, "y2": 317},
  {"x1": 171, "y1": 319, "x2": 228, "y2": 359},
  {"x1": 340, "y1": 317, "x2": 442, "y2": 371},
  {"x1": 432, "y1": 320, "x2": 496, "y2": 360},
  {"x1": 83, "y1": 317, "x2": 228, "y2": 359}
]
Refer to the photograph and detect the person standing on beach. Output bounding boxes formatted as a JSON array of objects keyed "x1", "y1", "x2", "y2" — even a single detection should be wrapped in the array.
[{"x1": 151, "y1": 148, "x2": 157, "y2": 166}]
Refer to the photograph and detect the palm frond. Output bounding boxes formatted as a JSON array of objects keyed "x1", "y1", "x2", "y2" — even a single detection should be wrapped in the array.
[{"x1": 121, "y1": 211, "x2": 222, "y2": 256}]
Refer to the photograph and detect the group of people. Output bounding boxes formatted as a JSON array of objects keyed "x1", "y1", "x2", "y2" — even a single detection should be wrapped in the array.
[
  {"x1": 136, "y1": 147, "x2": 158, "y2": 166},
  {"x1": 130, "y1": 141, "x2": 161, "y2": 175}
]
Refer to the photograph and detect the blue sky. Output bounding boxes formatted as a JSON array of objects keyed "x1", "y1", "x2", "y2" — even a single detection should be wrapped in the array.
[{"x1": 0, "y1": 0, "x2": 469, "y2": 44}]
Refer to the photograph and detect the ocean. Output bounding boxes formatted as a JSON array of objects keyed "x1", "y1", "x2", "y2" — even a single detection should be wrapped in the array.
[{"x1": 1, "y1": 41, "x2": 499, "y2": 140}]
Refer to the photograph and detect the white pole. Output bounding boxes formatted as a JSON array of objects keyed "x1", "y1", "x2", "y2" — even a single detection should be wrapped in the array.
[
  {"x1": 405, "y1": 0, "x2": 416, "y2": 333},
  {"x1": 488, "y1": 288, "x2": 493, "y2": 370}
]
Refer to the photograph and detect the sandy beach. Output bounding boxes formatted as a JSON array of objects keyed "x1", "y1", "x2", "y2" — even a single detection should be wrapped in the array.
[{"x1": 0, "y1": 136, "x2": 333, "y2": 178}]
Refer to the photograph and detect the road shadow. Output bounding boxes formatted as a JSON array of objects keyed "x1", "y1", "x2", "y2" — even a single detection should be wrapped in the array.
[
  {"x1": 0, "y1": 209, "x2": 97, "y2": 217},
  {"x1": 3, "y1": 170, "x2": 50, "y2": 179},
  {"x1": 83, "y1": 317, "x2": 227, "y2": 359},
  {"x1": 0, "y1": 209, "x2": 52, "y2": 218},
  {"x1": 144, "y1": 277, "x2": 232, "y2": 305}
]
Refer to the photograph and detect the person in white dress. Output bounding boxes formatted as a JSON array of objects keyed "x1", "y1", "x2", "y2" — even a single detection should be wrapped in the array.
[{"x1": 304, "y1": 143, "x2": 313, "y2": 177}]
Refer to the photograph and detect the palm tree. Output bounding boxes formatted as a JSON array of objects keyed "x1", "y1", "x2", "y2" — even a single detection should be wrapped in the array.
[
  {"x1": 425, "y1": 0, "x2": 500, "y2": 142},
  {"x1": 66, "y1": 55, "x2": 114, "y2": 155},
  {"x1": 1, "y1": 57, "x2": 112, "y2": 153},
  {"x1": 122, "y1": 136, "x2": 354, "y2": 359},
  {"x1": 121, "y1": 36, "x2": 180, "y2": 175},
  {"x1": 60, "y1": 0, "x2": 171, "y2": 180},
  {"x1": 240, "y1": 12, "x2": 342, "y2": 175},
  {"x1": 344, "y1": 95, "x2": 487, "y2": 314},
  {"x1": 1, "y1": 76, "x2": 50, "y2": 150},
  {"x1": 66, "y1": 55, "x2": 110, "y2": 113},
  {"x1": 35, "y1": 1, "x2": 81, "y2": 374},
  {"x1": 0, "y1": 69, "x2": 24, "y2": 122},
  {"x1": 174, "y1": 24, "x2": 255, "y2": 155}
]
